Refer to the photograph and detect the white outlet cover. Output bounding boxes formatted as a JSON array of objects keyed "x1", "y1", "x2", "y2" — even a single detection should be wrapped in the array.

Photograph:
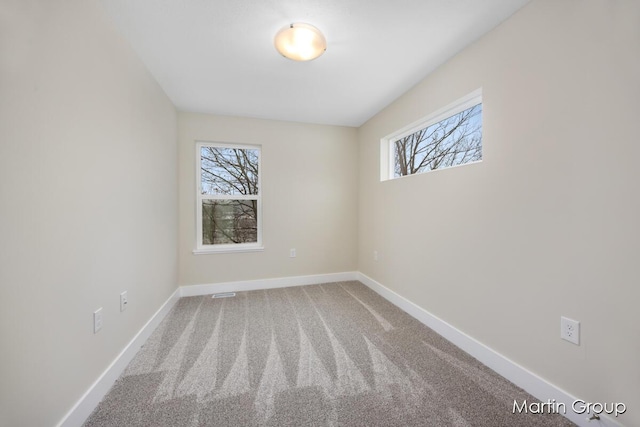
[
  {"x1": 560, "y1": 316, "x2": 580, "y2": 345},
  {"x1": 93, "y1": 308, "x2": 103, "y2": 334},
  {"x1": 120, "y1": 291, "x2": 128, "y2": 312}
]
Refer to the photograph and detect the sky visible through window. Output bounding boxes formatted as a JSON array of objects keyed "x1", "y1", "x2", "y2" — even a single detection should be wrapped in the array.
[
  {"x1": 394, "y1": 103, "x2": 482, "y2": 178},
  {"x1": 200, "y1": 147, "x2": 259, "y2": 196},
  {"x1": 199, "y1": 146, "x2": 259, "y2": 245}
]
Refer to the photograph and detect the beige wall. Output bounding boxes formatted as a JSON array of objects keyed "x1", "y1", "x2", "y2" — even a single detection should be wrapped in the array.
[
  {"x1": 2, "y1": 0, "x2": 638, "y2": 425},
  {"x1": 358, "y1": 0, "x2": 639, "y2": 424},
  {"x1": 0, "y1": 1, "x2": 178, "y2": 426},
  {"x1": 178, "y1": 113, "x2": 358, "y2": 286}
]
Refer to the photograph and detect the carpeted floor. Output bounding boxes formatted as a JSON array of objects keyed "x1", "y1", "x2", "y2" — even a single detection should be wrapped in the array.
[{"x1": 84, "y1": 281, "x2": 575, "y2": 426}]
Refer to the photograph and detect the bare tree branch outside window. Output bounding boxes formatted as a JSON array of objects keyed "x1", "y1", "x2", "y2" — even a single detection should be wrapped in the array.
[
  {"x1": 200, "y1": 146, "x2": 259, "y2": 245},
  {"x1": 394, "y1": 104, "x2": 482, "y2": 177}
]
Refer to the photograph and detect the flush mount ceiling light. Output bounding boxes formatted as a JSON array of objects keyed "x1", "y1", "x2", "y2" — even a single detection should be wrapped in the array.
[{"x1": 274, "y1": 23, "x2": 326, "y2": 61}]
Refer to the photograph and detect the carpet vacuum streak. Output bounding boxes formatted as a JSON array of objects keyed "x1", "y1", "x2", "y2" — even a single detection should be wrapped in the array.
[{"x1": 85, "y1": 281, "x2": 575, "y2": 426}]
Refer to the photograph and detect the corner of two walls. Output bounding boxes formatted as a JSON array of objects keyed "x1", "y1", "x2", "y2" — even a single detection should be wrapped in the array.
[
  {"x1": 3, "y1": 0, "x2": 637, "y2": 425},
  {"x1": 0, "y1": 1, "x2": 178, "y2": 425},
  {"x1": 177, "y1": 113, "x2": 359, "y2": 287},
  {"x1": 357, "y1": 0, "x2": 639, "y2": 425}
]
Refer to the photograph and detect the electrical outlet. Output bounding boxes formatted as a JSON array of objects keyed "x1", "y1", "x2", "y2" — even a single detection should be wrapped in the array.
[
  {"x1": 290, "y1": 248, "x2": 296, "y2": 258},
  {"x1": 373, "y1": 250, "x2": 378, "y2": 261},
  {"x1": 93, "y1": 308, "x2": 103, "y2": 334},
  {"x1": 560, "y1": 316, "x2": 580, "y2": 345},
  {"x1": 120, "y1": 291, "x2": 128, "y2": 312}
]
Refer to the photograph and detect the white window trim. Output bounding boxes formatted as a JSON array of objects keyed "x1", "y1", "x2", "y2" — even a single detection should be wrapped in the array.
[
  {"x1": 194, "y1": 141, "x2": 263, "y2": 254},
  {"x1": 380, "y1": 88, "x2": 483, "y2": 181}
]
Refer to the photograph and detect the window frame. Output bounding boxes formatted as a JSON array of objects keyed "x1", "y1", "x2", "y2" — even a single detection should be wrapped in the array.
[
  {"x1": 193, "y1": 141, "x2": 263, "y2": 254},
  {"x1": 380, "y1": 88, "x2": 483, "y2": 181}
]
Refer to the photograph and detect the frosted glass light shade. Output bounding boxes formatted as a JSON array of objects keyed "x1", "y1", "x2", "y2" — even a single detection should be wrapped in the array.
[{"x1": 274, "y1": 23, "x2": 326, "y2": 61}]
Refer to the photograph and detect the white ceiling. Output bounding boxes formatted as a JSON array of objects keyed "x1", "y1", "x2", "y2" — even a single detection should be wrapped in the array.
[{"x1": 99, "y1": 0, "x2": 530, "y2": 127}]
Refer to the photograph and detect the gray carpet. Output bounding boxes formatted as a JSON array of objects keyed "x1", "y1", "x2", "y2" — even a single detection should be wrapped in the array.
[{"x1": 84, "y1": 281, "x2": 575, "y2": 426}]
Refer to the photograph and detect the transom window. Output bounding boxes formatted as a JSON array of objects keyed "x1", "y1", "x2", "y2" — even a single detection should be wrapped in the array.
[
  {"x1": 195, "y1": 142, "x2": 262, "y2": 253},
  {"x1": 381, "y1": 89, "x2": 482, "y2": 180}
]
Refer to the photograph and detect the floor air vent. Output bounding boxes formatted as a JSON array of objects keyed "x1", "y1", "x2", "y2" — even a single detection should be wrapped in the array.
[{"x1": 212, "y1": 292, "x2": 236, "y2": 298}]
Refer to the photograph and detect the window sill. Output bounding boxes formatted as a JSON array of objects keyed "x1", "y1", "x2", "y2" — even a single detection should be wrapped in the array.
[{"x1": 192, "y1": 245, "x2": 264, "y2": 255}]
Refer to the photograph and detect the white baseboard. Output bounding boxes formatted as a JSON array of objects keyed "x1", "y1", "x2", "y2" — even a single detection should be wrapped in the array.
[
  {"x1": 55, "y1": 272, "x2": 357, "y2": 427},
  {"x1": 56, "y1": 288, "x2": 181, "y2": 427},
  {"x1": 179, "y1": 271, "x2": 359, "y2": 297},
  {"x1": 356, "y1": 272, "x2": 624, "y2": 427},
  {"x1": 55, "y1": 272, "x2": 625, "y2": 427}
]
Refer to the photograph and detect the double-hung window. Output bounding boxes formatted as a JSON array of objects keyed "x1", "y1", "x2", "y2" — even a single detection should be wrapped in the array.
[
  {"x1": 195, "y1": 142, "x2": 262, "y2": 253},
  {"x1": 381, "y1": 89, "x2": 482, "y2": 180}
]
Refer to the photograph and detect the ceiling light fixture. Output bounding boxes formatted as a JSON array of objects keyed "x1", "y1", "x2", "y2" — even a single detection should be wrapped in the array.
[{"x1": 274, "y1": 23, "x2": 326, "y2": 61}]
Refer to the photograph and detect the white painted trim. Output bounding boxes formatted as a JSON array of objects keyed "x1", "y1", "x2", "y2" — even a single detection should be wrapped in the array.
[
  {"x1": 55, "y1": 272, "x2": 625, "y2": 427},
  {"x1": 356, "y1": 272, "x2": 624, "y2": 427},
  {"x1": 195, "y1": 141, "x2": 263, "y2": 252},
  {"x1": 380, "y1": 88, "x2": 483, "y2": 181},
  {"x1": 180, "y1": 271, "x2": 359, "y2": 297},
  {"x1": 56, "y1": 272, "x2": 357, "y2": 426},
  {"x1": 56, "y1": 288, "x2": 181, "y2": 427},
  {"x1": 385, "y1": 88, "x2": 483, "y2": 144},
  {"x1": 192, "y1": 245, "x2": 265, "y2": 255}
]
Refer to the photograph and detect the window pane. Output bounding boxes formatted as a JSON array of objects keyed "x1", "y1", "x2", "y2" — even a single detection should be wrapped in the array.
[
  {"x1": 202, "y1": 199, "x2": 257, "y2": 245},
  {"x1": 394, "y1": 103, "x2": 482, "y2": 177},
  {"x1": 201, "y1": 147, "x2": 259, "y2": 195}
]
